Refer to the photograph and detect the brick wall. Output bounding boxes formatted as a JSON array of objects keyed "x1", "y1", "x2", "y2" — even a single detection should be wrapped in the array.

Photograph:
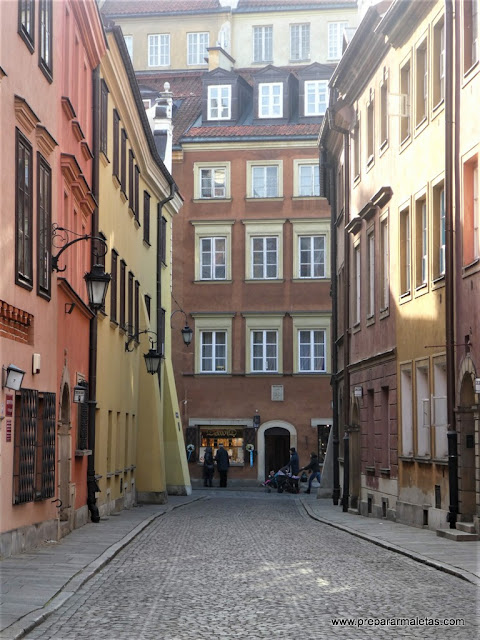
[{"x1": 0, "y1": 300, "x2": 33, "y2": 345}]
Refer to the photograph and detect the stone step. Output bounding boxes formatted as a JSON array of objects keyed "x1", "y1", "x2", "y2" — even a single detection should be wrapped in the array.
[
  {"x1": 455, "y1": 522, "x2": 477, "y2": 534},
  {"x1": 436, "y1": 528, "x2": 479, "y2": 541}
]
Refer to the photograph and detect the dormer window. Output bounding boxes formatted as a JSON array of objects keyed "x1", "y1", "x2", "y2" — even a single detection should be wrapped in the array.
[
  {"x1": 259, "y1": 83, "x2": 283, "y2": 118},
  {"x1": 304, "y1": 80, "x2": 328, "y2": 116},
  {"x1": 208, "y1": 85, "x2": 231, "y2": 120}
]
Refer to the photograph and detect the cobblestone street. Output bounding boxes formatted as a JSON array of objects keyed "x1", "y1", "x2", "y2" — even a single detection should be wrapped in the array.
[{"x1": 23, "y1": 493, "x2": 478, "y2": 640}]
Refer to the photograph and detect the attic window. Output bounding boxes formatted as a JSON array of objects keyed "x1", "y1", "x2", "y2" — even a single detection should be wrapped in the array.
[
  {"x1": 259, "y1": 83, "x2": 283, "y2": 118},
  {"x1": 208, "y1": 85, "x2": 231, "y2": 120},
  {"x1": 304, "y1": 80, "x2": 328, "y2": 116}
]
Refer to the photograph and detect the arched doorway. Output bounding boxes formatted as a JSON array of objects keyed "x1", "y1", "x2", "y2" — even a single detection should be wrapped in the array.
[
  {"x1": 457, "y1": 373, "x2": 476, "y2": 521},
  {"x1": 256, "y1": 420, "x2": 297, "y2": 482}
]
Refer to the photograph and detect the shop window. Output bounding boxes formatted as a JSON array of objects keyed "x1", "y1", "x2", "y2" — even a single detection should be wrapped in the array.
[{"x1": 200, "y1": 428, "x2": 245, "y2": 465}]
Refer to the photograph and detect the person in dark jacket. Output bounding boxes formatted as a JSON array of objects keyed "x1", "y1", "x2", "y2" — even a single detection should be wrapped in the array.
[
  {"x1": 300, "y1": 452, "x2": 322, "y2": 494},
  {"x1": 214, "y1": 443, "x2": 230, "y2": 487},
  {"x1": 203, "y1": 446, "x2": 214, "y2": 487},
  {"x1": 287, "y1": 447, "x2": 300, "y2": 476}
]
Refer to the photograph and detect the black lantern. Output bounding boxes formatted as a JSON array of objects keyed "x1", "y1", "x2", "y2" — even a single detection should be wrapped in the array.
[
  {"x1": 181, "y1": 324, "x2": 193, "y2": 346},
  {"x1": 144, "y1": 348, "x2": 162, "y2": 374},
  {"x1": 84, "y1": 264, "x2": 111, "y2": 311},
  {"x1": 253, "y1": 412, "x2": 261, "y2": 428}
]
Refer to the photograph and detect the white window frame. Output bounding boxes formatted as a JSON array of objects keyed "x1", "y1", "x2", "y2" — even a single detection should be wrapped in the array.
[
  {"x1": 251, "y1": 236, "x2": 278, "y2": 280},
  {"x1": 292, "y1": 219, "x2": 330, "y2": 280},
  {"x1": 148, "y1": 34, "x2": 170, "y2": 67},
  {"x1": 188, "y1": 32, "x2": 209, "y2": 66},
  {"x1": 299, "y1": 235, "x2": 325, "y2": 279},
  {"x1": 200, "y1": 237, "x2": 226, "y2": 280},
  {"x1": 259, "y1": 83, "x2": 283, "y2": 118},
  {"x1": 304, "y1": 80, "x2": 328, "y2": 116},
  {"x1": 244, "y1": 220, "x2": 285, "y2": 281},
  {"x1": 200, "y1": 330, "x2": 227, "y2": 373},
  {"x1": 298, "y1": 329, "x2": 326, "y2": 373},
  {"x1": 400, "y1": 365, "x2": 414, "y2": 456},
  {"x1": 124, "y1": 35, "x2": 133, "y2": 60},
  {"x1": 416, "y1": 362, "x2": 431, "y2": 457},
  {"x1": 251, "y1": 330, "x2": 278, "y2": 373},
  {"x1": 298, "y1": 163, "x2": 320, "y2": 197},
  {"x1": 354, "y1": 242, "x2": 361, "y2": 325},
  {"x1": 328, "y1": 22, "x2": 347, "y2": 60},
  {"x1": 194, "y1": 162, "x2": 230, "y2": 200},
  {"x1": 244, "y1": 313, "x2": 284, "y2": 374},
  {"x1": 248, "y1": 162, "x2": 281, "y2": 198},
  {"x1": 367, "y1": 229, "x2": 375, "y2": 318},
  {"x1": 192, "y1": 221, "x2": 233, "y2": 282},
  {"x1": 208, "y1": 85, "x2": 231, "y2": 120},
  {"x1": 199, "y1": 167, "x2": 227, "y2": 199},
  {"x1": 290, "y1": 23, "x2": 310, "y2": 61},
  {"x1": 433, "y1": 358, "x2": 448, "y2": 458},
  {"x1": 380, "y1": 213, "x2": 389, "y2": 311},
  {"x1": 253, "y1": 25, "x2": 273, "y2": 63},
  {"x1": 193, "y1": 314, "x2": 233, "y2": 375},
  {"x1": 439, "y1": 188, "x2": 446, "y2": 275},
  {"x1": 292, "y1": 313, "x2": 331, "y2": 375}
]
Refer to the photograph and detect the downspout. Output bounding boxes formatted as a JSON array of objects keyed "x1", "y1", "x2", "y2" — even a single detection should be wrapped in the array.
[
  {"x1": 328, "y1": 108, "x2": 351, "y2": 512},
  {"x1": 445, "y1": 0, "x2": 458, "y2": 529},
  {"x1": 87, "y1": 66, "x2": 102, "y2": 523}
]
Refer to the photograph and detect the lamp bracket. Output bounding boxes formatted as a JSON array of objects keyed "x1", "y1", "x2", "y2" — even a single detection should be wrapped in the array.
[
  {"x1": 125, "y1": 329, "x2": 158, "y2": 353},
  {"x1": 52, "y1": 224, "x2": 108, "y2": 272}
]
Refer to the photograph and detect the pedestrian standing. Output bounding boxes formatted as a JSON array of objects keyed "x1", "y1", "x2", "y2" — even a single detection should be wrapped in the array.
[
  {"x1": 203, "y1": 446, "x2": 214, "y2": 487},
  {"x1": 300, "y1": 452, "x2": 322, "y2": 494},
  {"x1": 287, "y1": 447, "x2": 300, "y2": 476},
  {"x1": 214, "y1": 443, "x2": 230, "y2": 487}
]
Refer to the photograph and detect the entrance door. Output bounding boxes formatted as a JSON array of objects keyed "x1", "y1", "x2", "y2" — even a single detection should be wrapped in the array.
[
  {"x1": 458, "y1": 373, "x2": 476, "y2": 520},
  {"x1": 58, "y1": 385, "x2": 72, "y2": 529},
  {"x1": 264, "y1": 427, "x2": 290, "y2": 478},
  {"x1": 350, "y1": 404, "x2": 361, "y2": 510}
]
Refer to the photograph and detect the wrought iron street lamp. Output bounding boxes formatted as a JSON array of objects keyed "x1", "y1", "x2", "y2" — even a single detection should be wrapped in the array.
[
  {"x1": 125, "y1": 330, "x2": 162, "y2": 375},
  {"x1": 171, "y1": 308, "x2": 193, "y2": 346}
]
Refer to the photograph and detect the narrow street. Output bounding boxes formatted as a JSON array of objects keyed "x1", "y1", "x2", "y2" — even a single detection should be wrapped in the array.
[{"x1": 24, "y1": 493, "x2": 477, "y2": 640}]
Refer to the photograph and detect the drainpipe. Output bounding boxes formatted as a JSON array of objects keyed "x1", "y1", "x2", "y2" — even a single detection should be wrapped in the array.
[
  {"x1": 445, "y1": 0, "x2": 458, "y2": 529},
  {"x1": 327, "y1": 107, "x2": 351, "y2": 512},
  {"x1": 87, "y1": 66, "x2": 102, "y2": 523},
  {"x1": 157, "y1": 182, "x2": 177, "y2": 378}
]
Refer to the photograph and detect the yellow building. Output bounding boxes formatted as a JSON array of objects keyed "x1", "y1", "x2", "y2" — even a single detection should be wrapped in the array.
[{"x1": 94, "y1": 25, "x2": 191, "y2": 514}]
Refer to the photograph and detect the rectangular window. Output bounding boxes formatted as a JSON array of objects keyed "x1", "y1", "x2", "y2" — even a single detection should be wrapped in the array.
[
  {"x1": 37, "y1": 155, "x2": 51, "y2": 298},
  {"x1": 110, "y1": 250, "x2": 118, "y2": 323},
  {"x1": 200, "y1": 167, "x2": 226, "y2": 198},
  {"x1": 124, "y1": 35, "x2": 133, "y2": 60},
  {"x1": 160, "y1": 214, "x2": 167, "y2": 265},
  {"x1": 128, "y1": 271, "x2": 134, "y2": 336},
  {"x1": 464, "y1": 0, "x2": 479, "y2": 71},
  {"x1": 400, "y1": 206, "x2": 411, "y2": 295},
  {"x1": 100, "y1": 81, "x2": 108, "y2": 157},
  {"x1": 200, "y1": 237, "x2": 226, "y2": 280},
  {"x1": 201, "y1": 331, "x2": 227, "y2": 373},
  {"x1": 353, "y1": 117, "x2": 360, "y2": 179},
  {"x1": 367, "y1": 96, "x2": 374, "y2": 163},
  {"x1": 304, "y1": 80, "x2": 328, "y2": 116},
  {"x1": 401, "y1": 367, "x2": 413, "y2": 455},
  {"x1": 380, "y1": 78, "x2": 388, "y2": 147},
  {"x1": 159, "y1": 308, "x2": 166, "y2": 356},
  {"x1": 16, "y1": 129, "x2": 33, "y2": 289},
  {"x1": 120, "y1": 129, "x2": 127, "y2": 196},
  {"x1": 416, "y1": 364, "x2": 431, "y2": 457},
  {"x1": 19, "y1": 0, "x2": 35, "y2": 51},
  {"x1": 432, "y1": 185, "x2": 446, "y2": 277},
  {"x1": 298, "y1": 164, "x2": 320, "y2": 196},
  {"x1": 433, "y1": 20, "x2": 445, "y2": 107},
  {"x1": 433, "y1": 360, "x2": 448, "y2": 458},
  {"x1": 253, "y1": 25, "x2": 273, "y2": 63},
  {"x1": 328, "y1": 22, "x2": 347, "y2": 60},
  {"x1": 463, "y1": 159, "x2": 479, "y2": 265},
  {"x1": 299, "y1": 236, "x2": 325, "y2": 278},
  {"x1": 252, "y1": 165, "x2": 278, "y2": 198},
  {"x1": 354, "y1": 244, "x2": 361, "y2": 325},
  {"x1": 298, "y1": 329, "x2": 326, "y2": 372},
  {"x1": 120, "y1": 260, "x2": 126, "y2": 330},
  {"x1": 128, "y1": 150, "x2": 134, "y2": 206},
  {"x1": 290, "y1": 23, "x2": 310, "y2": 61},
  {"x1": 143, "y1": 191, "x2": 150, "y2": 244},
  {"x1": 416, "y1": 41, "x2": 428, "y2": 126},
  {"x1": 367, "y1": 231, "x2": 375, "y2": 317},
  {"x1": 208, "y1": 85, "x2": 231, "y2": 120},
  {"x1": 187, "y1": 32, "x2": 209, "y2": 65},
  {"x1": 259, "y1": 83, "x2": 283, "y2": 118},
  {"x1": 39, "y1": 0, "x2": 53, "y2": 80},
  {"x1": 380, "y1": 216, "x2": 389, "y2": 310},
  {"x1": 252, "y1": 236, "x2": 278, "y2": 279},
  {"x1": 113, "y1": 110, "x2": 120, "y2": 181},
  {"x1": 400, "y1": 61, "x2": 411, "y2": 142},
  {"x1": 134, "y1": 280, "x2": 140, "y2": 339},
  {"x1": 148, "y1": 34, "x2": 170, "y2": 67},
  {"x1": 134, "y1": 166, "x2": 140, "y2": 222},
  {"x1": 252, "y1": 330, "x2": 278, "y2": 372},
  {"x1": 415, "y1": 198, "x2": 428, "y2": 287},
  {"x1": 145, "y1": 294, "x2": 151, "y2": 321}
]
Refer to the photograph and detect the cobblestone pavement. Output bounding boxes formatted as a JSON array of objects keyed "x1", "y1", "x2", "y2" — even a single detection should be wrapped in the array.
[{"x1": 24, "y1": 493, "x2": 478, "y2": 640}]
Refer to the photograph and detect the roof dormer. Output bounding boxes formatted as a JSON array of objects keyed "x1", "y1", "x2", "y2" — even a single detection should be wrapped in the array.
[
  {"x1": 201, "y1": 67, "x2": 252, "y2": 125},
  {"x1": 297, "y1": 62, "x2": 333, "y2": 123},
  {"x1": 252, "y1": 65, "x2": 298, "y2": 125}
]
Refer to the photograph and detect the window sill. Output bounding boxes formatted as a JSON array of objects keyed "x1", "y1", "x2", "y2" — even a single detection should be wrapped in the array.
[
  {"x1": 293, "y1": 371, "x2": 328, "y2": 377},
  {"x1": 432, "y1": 99, "x2": 445, "y2": 118},
  {"x1": 432, "y1": 274, "x2": 446, "y2": 288},
  {"x1": 244, "y1": 278, "x2": 285, "y2": 283},
  {"x1": 379, "y1": 139, "x2": 389, "y2": 156},
  {"x1": 365, "y1": 466, "x2": 375, "y2": 474},
  {"x1": 292, "y1": 277, "x2": 328, "y2": 283},
  {"x1": 100, "y1": 151, "x2": 110, "y2": 167},
  {"x1": 463, "y1": 60, "x2": 480, "y2": 86},
  {"x1": 194, "y1": 279, "x2": 232, "y2": 284},
  {"x1": 292, "y1": 195, "x2": 323, "y2": 201},
  {"x1": 379, "y1": 307, "x2": 390, "y2": 320},
  {"x1": 193, "y1": 197, "x2": 232, "y2": 204},
  {"x1": 352, "y1": 322, "x2": 361, "y2": 334},
  {"x1": 399, "y1": 291, "x2": 411, "y2": 304},
  {"x1": 195, "y1": 372, "x2": 231, "y2": 377},
  {"x1": 112, "y1": 174, "x2": 121, "y2": 189},
  {"x1": 399, "y1": 134, "x2": 412, "y2": 151},
  {"x1": 380, "y1": 467, "x2": 391, "y2": 475},
  {"x1": 245, "y1": 197, "x2": 284, "y2": 202},
  {"x1": 120, "y1": 190, "x2": 128, "y2": 204},
  {"x1": 246, "y1": 372, "x2": 283, "y2": 377},
  {"x1": 398, "y1": 455, "x2": 415, "y2": 462},
  {"x1": 463, "y1": 257, "x2": 480, "y2": 276},
  {"x1": 366, "y1": 315, "x2": 375, "y2": 327},
  {"x1": 415, "y1": 282, "x2": 429, "y2": 296},
  {"x1": 366, "y1": 155, "x2": 375, "y2": 171},
  {"x1": 414, "y1": 456, "x2": 432, "y2": 464},
  {"x1": 75, "y1": 449, "x2": 92, "y2": 457}
]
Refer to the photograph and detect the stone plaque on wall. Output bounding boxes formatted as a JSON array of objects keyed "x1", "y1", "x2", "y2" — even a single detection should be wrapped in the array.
[{"x1": 271, "y1": 385, "x2": 284, "y2": 401}]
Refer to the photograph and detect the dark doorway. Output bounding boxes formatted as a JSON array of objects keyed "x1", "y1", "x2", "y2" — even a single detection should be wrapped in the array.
[
  {"x1": 264, "y1": 427, "x2": 290, "y2": 478},
  {"x1": 458, "y1": 373, "x2": 476, "y2": 520}
]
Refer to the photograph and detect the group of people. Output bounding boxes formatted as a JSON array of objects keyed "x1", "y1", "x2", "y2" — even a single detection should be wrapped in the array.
[
  {"x1": 203, "y1": 443, "x2": 230, "y2": 488},
  {"x1": 202, "y1": 444, "x2": 322, "y2": 492}
]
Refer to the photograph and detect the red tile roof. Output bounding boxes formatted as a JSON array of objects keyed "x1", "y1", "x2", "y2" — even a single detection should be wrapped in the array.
[
  {"x1": 101, "y1": 0, "x2": 224, "y2": 16},
  {"x1": 183, "y1": 123, "x2": 320, "y2": 139},
  {"x1": 236, "y1": 0, "x2": 356, "y2": 8}
]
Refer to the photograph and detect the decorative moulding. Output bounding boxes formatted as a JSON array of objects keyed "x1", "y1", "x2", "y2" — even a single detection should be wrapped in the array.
[
  {"x1": 14, "y1": 95, "x2": 40, "y2": 133},
  {"x1": 61, "y1": 96, "x2": 76, "y2": 121},
  {"x1": 36, "y1": 125, "x2": 58, "y2": 157}
]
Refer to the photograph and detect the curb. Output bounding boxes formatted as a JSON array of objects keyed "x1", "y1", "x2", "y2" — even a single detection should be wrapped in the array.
[
  {"x1": 300, "y1": 499, "x2": 480, "y2": 587},
  {"x1": 0, "y1": 497, "x2": 205, "y2": 640}
]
